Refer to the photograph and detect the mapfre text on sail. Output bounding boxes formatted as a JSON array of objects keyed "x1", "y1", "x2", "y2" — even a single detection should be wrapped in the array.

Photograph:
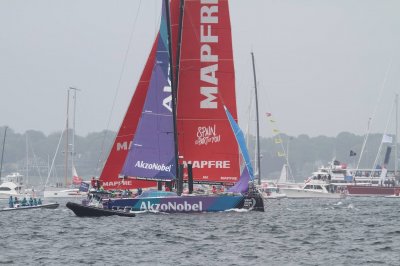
[{"x1": 200, "y1": 0, "x2": 219, "y2": 109}]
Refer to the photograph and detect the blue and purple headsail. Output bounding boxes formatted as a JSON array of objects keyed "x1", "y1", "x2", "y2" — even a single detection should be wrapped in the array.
[{"x1": 121, "y1": 2, "x2": 176, "y2": 181}]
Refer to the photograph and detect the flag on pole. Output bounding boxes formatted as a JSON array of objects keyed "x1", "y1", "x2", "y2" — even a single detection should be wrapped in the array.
[
  {"x1": 277, "y1": 151, "x2": 285, "y2": 157},
  {"x1": 273, "y1": 129, "x2": 279, "y2": 133},
  {"x1": 269, "y1": 119, "x2": 276, "y2": 123},
  {"x1": 274, "y1": 138, "x2": 282, "y2": 144},
  {"x1": 382, "y1": 134, "x2": 393, "y2": 144},
  {"x1": 266, "y1": 112, "x2": 272, "y2": 117},
  {"x1": 79, "y1": 182, "x2": 90, "y2": 192}
]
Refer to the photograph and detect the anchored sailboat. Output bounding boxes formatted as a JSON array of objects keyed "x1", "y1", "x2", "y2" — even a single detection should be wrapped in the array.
[{"x1": 44, "y1": 88, "x2": 87, "y2": 198}]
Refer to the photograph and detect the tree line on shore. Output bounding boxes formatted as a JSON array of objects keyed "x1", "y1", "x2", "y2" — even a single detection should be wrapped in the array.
[{"x1": 0, "y1": 126, "x2": 396, "y2": 183}]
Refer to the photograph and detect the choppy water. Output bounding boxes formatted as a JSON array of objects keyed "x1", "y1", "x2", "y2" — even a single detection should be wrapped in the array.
[{"x1": 0, "y1": 197, "x2": 399, "y2": 266}]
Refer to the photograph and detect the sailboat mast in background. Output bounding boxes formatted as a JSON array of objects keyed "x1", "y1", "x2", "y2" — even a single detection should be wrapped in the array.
[
  {"x1": 251, "y1": 52, "x2": 261, "y2": 185},
  {"x1": 70, "y1": 87, "x2": 80, "y2": 179},
  {"x1": 64, "y1": 89, "x2": 70, "y2": 187},
  {"x1": 0, "y1": 126, "x2": 8, "y2": 179},
  {"x1": 395, "y1": 93, "x2": 398, "y2": 177},
  {"x1": 64, "y1": 87, "x2": 80, "y2": 187}
]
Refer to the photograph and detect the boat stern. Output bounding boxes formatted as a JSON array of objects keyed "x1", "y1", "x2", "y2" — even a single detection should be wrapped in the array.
[{"x1": 241, "y1": 192, "x2": 265, "y2": 212}]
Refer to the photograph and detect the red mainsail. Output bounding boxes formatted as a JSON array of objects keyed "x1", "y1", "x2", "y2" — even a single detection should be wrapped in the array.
[
  {"x1": 175, "y1": 0, "x2": 240, "y2": 184},
  {"x1": 100, "y1": 38, "x2": 160, "y2": 190}
]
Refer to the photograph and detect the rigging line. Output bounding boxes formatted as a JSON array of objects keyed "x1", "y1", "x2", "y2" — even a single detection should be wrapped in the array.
[
  {"x1": 237, "y1": 55, "x2": 254, "y2": 147},
  {"x1": 356, "y1": 59, "x2": 393, "y2": 169},
  {"x1": 372, "y1": 97, "x2": 396, "y2": 170},
  {"x1": 44, "y1": 126, "x2": 65, "y2": 190},
  {"x1": 257, "y1": 79, "x2": 295, "y2": 181},
  {"x1": 245, "y1": 85, "x2": 254, "y2": 148},
  {"x1": 96, "y1": 0, "x2": 143, "y2": 175},
  {"x1": 26, "y1": 134, "x2": 44, "y2": 187},
  {"x1": 267, "y1": 115, "x2": 295, "y2": 182}
]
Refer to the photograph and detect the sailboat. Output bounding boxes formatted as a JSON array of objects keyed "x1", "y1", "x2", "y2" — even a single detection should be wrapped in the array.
[
  {"x1": 67, "y1": 0, "x2": 264, "y2": 215},
  {"x1": 44, "y1": 88, "x2": 88, "y2": 198},
  {"x1": 246, "y1": 52, "x2": 287, "y2": 199},
  {"x1": 0, "y1": 127, "x2": 33, "y2": 199},
  {"x1": 346, "y1": 94, "x2": 400, "y2": 196}
]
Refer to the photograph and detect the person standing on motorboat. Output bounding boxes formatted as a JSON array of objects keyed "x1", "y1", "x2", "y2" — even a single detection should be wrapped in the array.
[
  {"x1": 91, "y1": 177, "x2": 97, "y2": 190},
  {"x1": 21, "y1": 197, "x2": 28, "y2": 206},
  {"x1": 8, "y1": 196, "x2": 13, "y2": 208},
  {"x1": 29, "y1": 197, "x2": 33, "y2": 206}
]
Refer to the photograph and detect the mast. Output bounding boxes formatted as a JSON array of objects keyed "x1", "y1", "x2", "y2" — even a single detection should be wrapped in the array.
[
  {"x1": 26, "y1": 133, "x2": 29, "y2": 185},
  {"x1": 64, "y1": 89, "x2": 70, "y2": 187},
  {"x1": 69, "y1": 87, "x2": 80, "y2": 175},
  {"x1": 396, "y1": 93, "x2": 398, "y2": 177},
  {"x1": 0, "y1": 126, "x2": 8, "y2": 179},
  {"x1": 251, "y1": 52, "x2": 261, "y2": 185},
  {"x1": 165, "y1": 0, "x2": 184, "y2": 181}
]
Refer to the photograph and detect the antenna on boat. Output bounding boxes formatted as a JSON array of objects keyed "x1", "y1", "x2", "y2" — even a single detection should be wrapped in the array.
[{"x1": 251, "y1": 52, "x2": 261, "y2": 185}]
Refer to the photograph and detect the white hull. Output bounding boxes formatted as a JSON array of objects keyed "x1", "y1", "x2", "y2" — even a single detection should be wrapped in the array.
[
  {"x1": 44, "y1": 188, "x2": 87, "y2": 198},
  {"x1": 280, "y1": 188, "x2": 344, "y2": 199},
  {"x1": 261, "y1": 192, "x2": 287, "y2": 199},
  {"x1": 0, "y1": 192, "x2": 34, "y2": 199},
  {"x1": 0, "y1": 180, "x2": 32, "y2": 199},
  {"x1": 0, "y1": 192, "x2": 20, "y2": 199}
]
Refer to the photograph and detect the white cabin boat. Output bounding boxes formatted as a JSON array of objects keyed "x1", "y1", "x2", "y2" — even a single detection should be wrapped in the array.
[
  {"x1": 279, "y1": 180, "x2": 346, "y2": 199},
  {"x1": 0, "y1": 173, "x2": 30, "y2": 199},
  {"x1": 0, "y1": 182, "x2": 23, "y2": 199}
]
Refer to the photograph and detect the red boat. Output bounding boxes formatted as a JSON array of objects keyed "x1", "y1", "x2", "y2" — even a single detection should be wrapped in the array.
[{"x1": 347, "y1": 185, "x2": 400, "y2": 196}]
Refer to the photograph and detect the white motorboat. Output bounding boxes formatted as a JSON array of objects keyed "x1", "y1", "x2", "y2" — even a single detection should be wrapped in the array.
[
  {"x1": 0, "y1": 181, "x2": 23, "y2": 199},
  {"x1": 280, "y1": 180, "x2": 346, "y2": 199},
  {"x1": 257, "y1": 182, "x2": 287, "y2": 199},
  {"x1": 0, "y1": 173, "x2": 31, "y2": 199}
]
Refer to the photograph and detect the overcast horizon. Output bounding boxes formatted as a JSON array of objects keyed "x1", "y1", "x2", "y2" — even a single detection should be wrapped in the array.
[{"x1": 1, "y1": 0, "x2": 400, "y2": 138}]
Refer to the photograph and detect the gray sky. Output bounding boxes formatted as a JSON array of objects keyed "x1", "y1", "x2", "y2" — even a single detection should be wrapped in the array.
[{"x1": 1, "y1": 0, "x2": 400, "y2": 138}]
